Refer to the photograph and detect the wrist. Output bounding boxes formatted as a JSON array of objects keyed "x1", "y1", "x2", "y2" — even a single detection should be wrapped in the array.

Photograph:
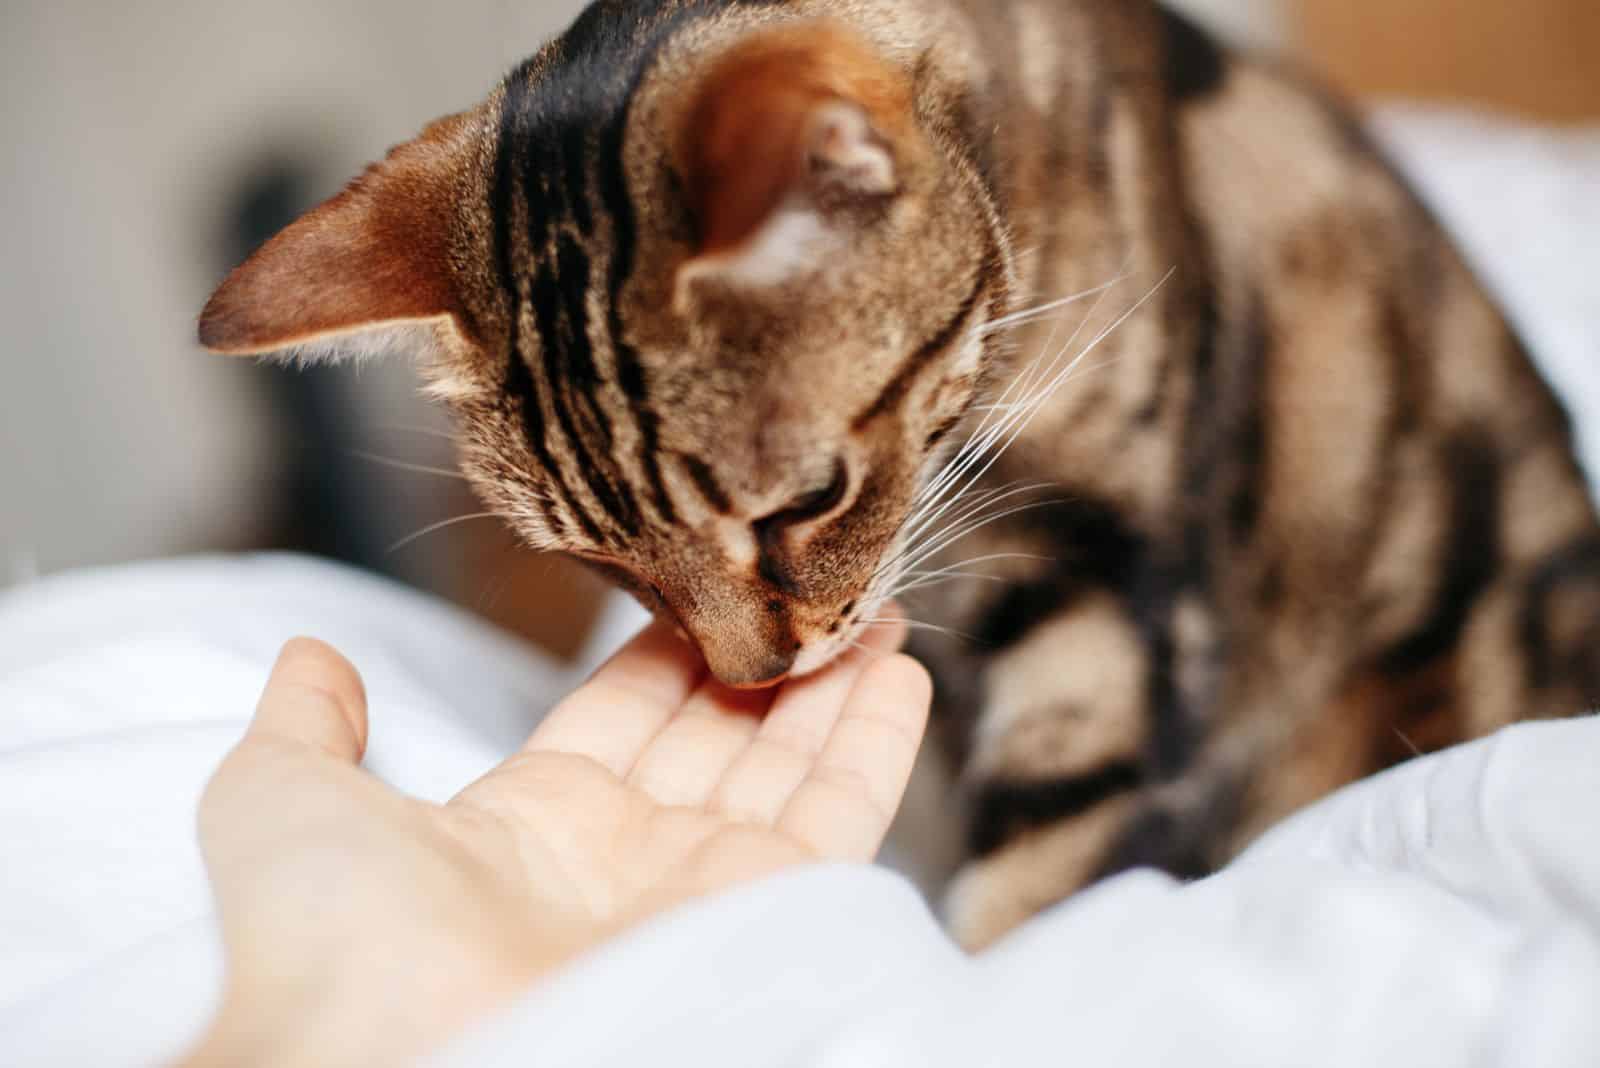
[{"x1": 179, "y1": 938, "x2": 549, "y2": 1068}]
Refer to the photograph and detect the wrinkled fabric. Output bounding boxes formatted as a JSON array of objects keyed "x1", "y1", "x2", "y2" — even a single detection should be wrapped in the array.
[
  {"x1": 427, "y1": 720, "x2": 1600, "y2": 1068},
  {"x1": 1, "y1": 555, "x2": 1596, "y2": 1067}
]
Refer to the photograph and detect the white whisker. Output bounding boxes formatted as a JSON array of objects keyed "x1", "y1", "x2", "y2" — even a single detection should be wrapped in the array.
[
  {"x1": 895, "y1": 498, "x2": 1065, "y2": 578},
  {"x1": 368, "y1": 422, "x2": 458, "y2": 442},
  {"x1": 880, "y1": 268, "x2": 1176, "y2": 613},
  {"x1": 886, "y1": 552, "x2": 1053, "y2": 596},
  {"x1": 881, "y1": 482, "x2": 1054, "y2": 580},
  {"x1": 976, "y1": 275, "x2": 1127, "y2": 337},
  {"x1": 862, "y1": 618, "x2": 982, "y2": 643},
  {"x1": 347, "y1": 450, "x2": 466, "y2": 481},
  {"x1": 388, "y1": 512, "x2": 499, "y2": 553}
]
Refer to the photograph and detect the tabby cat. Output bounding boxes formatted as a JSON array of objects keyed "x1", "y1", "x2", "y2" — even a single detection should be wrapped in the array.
[{"x1": 200, "y1": 0, "x2": 1600, "y2": 948}]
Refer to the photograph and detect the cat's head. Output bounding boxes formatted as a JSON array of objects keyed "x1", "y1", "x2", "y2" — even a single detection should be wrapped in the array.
[{"x1": 200, "y1": 15, "x2": 1010, "y2": 687}]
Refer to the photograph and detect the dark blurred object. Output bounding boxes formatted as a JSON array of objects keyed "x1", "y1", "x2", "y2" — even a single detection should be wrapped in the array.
[{"x1": 1296, "y1": 0, "x2": 1600, "y2": 122}]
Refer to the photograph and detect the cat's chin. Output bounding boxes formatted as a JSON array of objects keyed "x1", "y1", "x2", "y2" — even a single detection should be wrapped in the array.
[
  {"x1": 788, "y1": 621, "x2": 873, "y2": 680},
  {"x1": 788, "y1": 642, "x2": 845, "y2": 681}
]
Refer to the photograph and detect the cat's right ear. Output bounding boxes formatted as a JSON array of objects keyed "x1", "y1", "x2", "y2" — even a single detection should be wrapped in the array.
[
  {"x1": 674, "y1": 21, "x2": 919, "y2": 307},
  {"x1": 198, "y1": 111, "x2": 478, "y2": 361}
]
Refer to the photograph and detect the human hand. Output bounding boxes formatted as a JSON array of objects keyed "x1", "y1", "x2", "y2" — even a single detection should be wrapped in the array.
[{"x1": 181, "y1": 617, "x2": 931, "y2": 1067}]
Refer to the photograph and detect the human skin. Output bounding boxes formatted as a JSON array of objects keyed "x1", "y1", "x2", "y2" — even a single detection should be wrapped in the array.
[{"x1": 179, "y1": 616, "x2": 931, "y2": 1067}]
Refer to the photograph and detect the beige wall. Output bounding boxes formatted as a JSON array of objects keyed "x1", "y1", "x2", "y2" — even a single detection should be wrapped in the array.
[
  {"x1": 1170, "y1": 0, "x2": 1286, "y2": 48},
  {"x1": 1296, "y1": 0, "x2": 1600, "y2": 121},
  {"x1": 0, "y1": 1, "x2": 588, "y2": 581}
]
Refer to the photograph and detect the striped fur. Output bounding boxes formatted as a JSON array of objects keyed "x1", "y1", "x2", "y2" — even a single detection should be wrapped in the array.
[{"x1": 200, "y1": 0, "x2": 1600, "y2": 949}]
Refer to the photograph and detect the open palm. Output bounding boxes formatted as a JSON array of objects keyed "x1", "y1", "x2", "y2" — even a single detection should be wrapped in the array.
[
  {"x1": 463, "y1": 616, "x2": 930, "y2": 917},
  {"x1": 190, "y1": 618, "x2": 930, "y2": 1066}
]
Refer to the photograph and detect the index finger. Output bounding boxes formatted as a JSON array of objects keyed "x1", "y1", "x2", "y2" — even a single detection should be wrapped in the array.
[
  {"x1": 778, "y1": 652, "x2": 932, "y2": 861},
  {"x1": 522, "y1": 619, "x2": 708, "y2": 777}
]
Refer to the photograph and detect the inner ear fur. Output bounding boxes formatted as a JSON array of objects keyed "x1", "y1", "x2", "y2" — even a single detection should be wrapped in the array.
[
  {"x1": 198, "y1": 110, "x2": 478, "y2": 358},
  {"x1": 677, "y1": 21, "x2": 918, "y2": 265}
]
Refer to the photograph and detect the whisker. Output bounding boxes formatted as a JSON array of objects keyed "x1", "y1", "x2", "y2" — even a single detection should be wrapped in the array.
[
  {"x1": 881, "y1": 483, "x2": 1054, "y2": 580},
  {"x1": 367, "y1": 422, "x2": 458, "y2": 442},
  {"x1": 907, "y1": 279, "x2": 1111, "y2": 524},
  {"x1": 387, "y1": 512, "x2": 499, "y2": 553},
  {"x1": 968, "y1": 262, "x2": 1133, "y2": 437},
  {"x1": 924, "y1": 268, "x2": 1175, "y2": 526},
  {"x1": 976, "y1": 275, "x2": 1127, "y2": 337},
  {"x1": 887, "y1": 552, "x2": 1053, "y2": 596},
  {"x1": 346, "y1": 449, "x2": 467, "y2": 481},
  {"x1": 893, "y1": 480, "x2": 1051, "y2": 568},
  {"x1": 890, "y1": 571, "x2": 1009, "y2": 596},
  {"x1": 1392, "y1": 726, "x2": 1425, "y2": 759},
  {"x1": 861, "y1": 617, "x2": 982, "y2": 644},
  {"x1": 895, "y1": 498, "x2": 1065, "y2": 578}
]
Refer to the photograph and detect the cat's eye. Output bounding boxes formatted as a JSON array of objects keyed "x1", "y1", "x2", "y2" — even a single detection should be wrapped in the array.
[
  {"x1": 758, "y1": 459, "x2": 851, "y2": 531},
  {"x1": 748, "y1": 460, "x2": 851, "y2": 591},
  {"x1": 752, "y1": 459, "x2": 851, "y2": 594}
]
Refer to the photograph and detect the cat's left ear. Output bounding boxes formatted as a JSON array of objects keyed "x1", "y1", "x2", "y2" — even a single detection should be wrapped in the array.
[
  {"x1": 674, "y1": 22, "x2": 919, "y2": 306},
  {"x1": 199, "y1": 111, "x2": 478, "y2": 360}
]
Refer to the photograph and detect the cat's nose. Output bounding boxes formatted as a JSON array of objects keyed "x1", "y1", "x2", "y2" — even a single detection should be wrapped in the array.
[{"x1": 706, "y1": 648, "x2": 796, "y2": 691}]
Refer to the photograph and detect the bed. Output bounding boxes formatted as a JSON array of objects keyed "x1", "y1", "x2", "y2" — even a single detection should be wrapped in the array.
[{"x1": 1, "y1": 106, "x2": 1596, "y2": 1066}]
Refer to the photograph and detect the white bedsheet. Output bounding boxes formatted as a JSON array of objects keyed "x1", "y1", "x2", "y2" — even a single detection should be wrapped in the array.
[
  {"x1": 0, "y1": 555, "x2": 649, "y2": 1063},
  {"x1": 0, "y1": 554, "x2": 1596, "y2": 1066},
  {"x1": 431, "y1": 721, "x2": 1600, "y2": 1068}
]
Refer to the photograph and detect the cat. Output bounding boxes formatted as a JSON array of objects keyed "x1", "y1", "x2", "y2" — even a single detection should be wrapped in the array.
[{"x1": 199, "y1": 0, "x2": 1600, "y2": 949}]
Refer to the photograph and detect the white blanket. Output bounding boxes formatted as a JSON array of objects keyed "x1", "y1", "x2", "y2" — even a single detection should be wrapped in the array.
[
  {"x1": 2, "y1": 107, "x2": 1598, "y2": 1065},
  {"x1": 0, "y1": 555, "x2": 646, "y2": 1064},
  {"x1": 1, "y1": 554, "x2": 1597, "y2": 1067}
]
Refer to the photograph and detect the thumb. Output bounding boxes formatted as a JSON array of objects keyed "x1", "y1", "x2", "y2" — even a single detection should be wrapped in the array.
[{"x1": 246, "y1": 637, "x2": 369, "y2": 764}]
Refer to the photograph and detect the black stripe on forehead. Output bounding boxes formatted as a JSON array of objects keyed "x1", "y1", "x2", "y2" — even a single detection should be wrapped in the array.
[
  {"x1": 528, "y1": 241, "x2": 642, "y2": 539},
  {"x1": 679, "y1": 452, "x2": 734, "y2": 515},
  {"x1": 507, "y1": 0, "x2": 798, "y2": 530},
  {"x1": 492, "y1": 71, "x2": 606, "y2": 546},
  {"x1": 492, "y1": 0, "x2": 803, "y2": 540}
]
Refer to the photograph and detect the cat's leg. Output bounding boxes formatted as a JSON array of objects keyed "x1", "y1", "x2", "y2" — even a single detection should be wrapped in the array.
[
  {"x1": 937, "y1": 590, "x2": 1161, "y2": 950},
  {"x1": 1211, "y1": 453, "x2": 1600, "y2": 854},
  {"x1": 1459, "y1": 436, "x2": 1600, "y2": 726},
  {"x1": 1459, "y1": 535, "x2": 1600, "y2": 729}
]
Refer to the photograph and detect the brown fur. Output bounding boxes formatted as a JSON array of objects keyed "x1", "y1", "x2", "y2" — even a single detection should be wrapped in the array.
[
  {"x1": 200, "y1": 0, "x2": 1600, "y2": 949},
  {"x1": 200, "y1": 112, "x2": 480, "y2": 355}
]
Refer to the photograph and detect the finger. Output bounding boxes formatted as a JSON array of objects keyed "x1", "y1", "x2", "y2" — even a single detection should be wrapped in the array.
[
  {"x1": 624, "y1": 682, "x2": 769, "y2": 809},
  {"x1": 778, "y1": 653, "x2": 932, "y2": 861},
  {"x1": 524, "y1": 619, "x2": 707, "y2": 777},
  {"x1": 244, "y1": 637, "x2": 369, "y2": 764},
  {"x1": 709, "y1": 613, "x2": 908, "y2": 827}
]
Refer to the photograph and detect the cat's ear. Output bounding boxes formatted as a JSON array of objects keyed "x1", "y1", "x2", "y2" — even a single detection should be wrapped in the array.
[
  {"x1": 199, "y1": 111, "x2": 478, "y2": 361},
  {"x1": 675, "y1": 22, "x2": 915, "y2": 305}
]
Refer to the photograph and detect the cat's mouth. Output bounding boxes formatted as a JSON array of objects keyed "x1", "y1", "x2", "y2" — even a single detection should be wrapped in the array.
[{"x1": 571, "y1": 552, "x2": 887, "y2": 688}]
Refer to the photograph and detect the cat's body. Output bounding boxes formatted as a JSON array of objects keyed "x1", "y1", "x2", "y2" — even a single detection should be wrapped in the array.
[{"x1": 201, "y1": 0, "x2": 1600, "y2": 948}]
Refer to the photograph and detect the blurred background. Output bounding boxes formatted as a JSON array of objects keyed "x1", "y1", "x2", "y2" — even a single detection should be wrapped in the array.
[{"x1": 3, "y1": 0, "x2": 1597, "y2": 661}]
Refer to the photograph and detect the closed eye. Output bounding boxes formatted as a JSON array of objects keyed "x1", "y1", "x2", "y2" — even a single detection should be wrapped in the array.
[
  {"x1": 756, "y1": 458, "x2": 850, "y2": 531},
  {"x1": 752, "y1": 458, "x2": 851, "y2": 592}
]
